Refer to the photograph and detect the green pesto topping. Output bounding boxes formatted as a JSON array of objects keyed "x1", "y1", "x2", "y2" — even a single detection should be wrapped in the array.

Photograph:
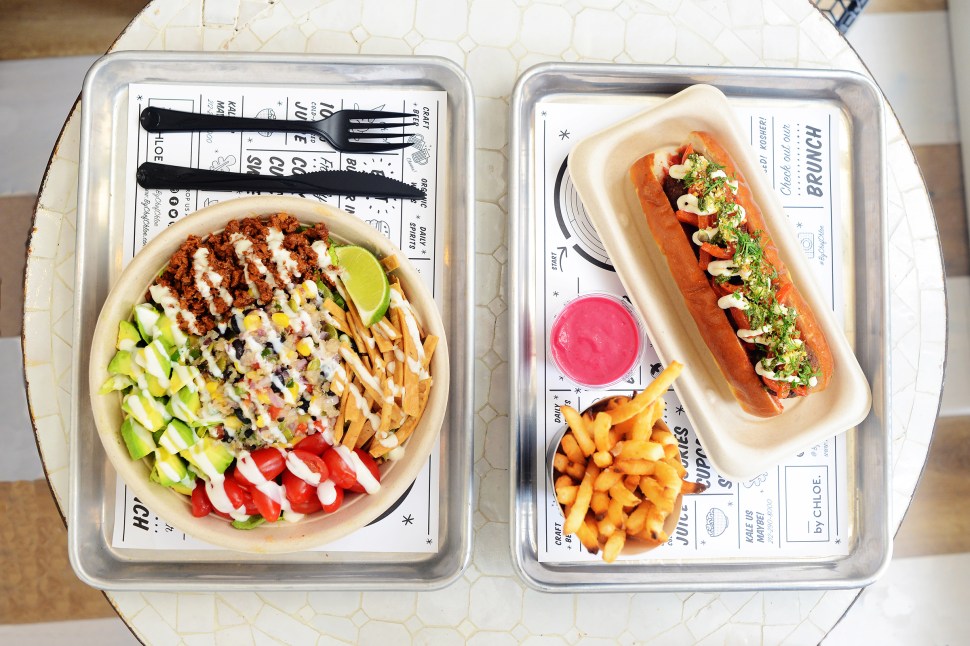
[{"x1": 677, "y1": 152, "x2": 818, "y2": 389}]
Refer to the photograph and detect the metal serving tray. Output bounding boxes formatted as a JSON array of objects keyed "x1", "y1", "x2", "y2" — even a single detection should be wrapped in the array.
[
  {"x1": 509, "y1": 63, "x2": 890, "y2": 591},
  {"x1": 69, "y1": 51, "x2": 474, "y2": 590}
]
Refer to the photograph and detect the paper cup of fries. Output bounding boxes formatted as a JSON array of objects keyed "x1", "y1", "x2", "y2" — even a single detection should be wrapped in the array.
[{"x1": 548, "y1": 361, "x2": 707, "y2": 563}]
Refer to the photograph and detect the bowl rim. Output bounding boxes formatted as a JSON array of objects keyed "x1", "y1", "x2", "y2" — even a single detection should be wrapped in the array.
[{"x1": 88, "y1": 195, "x2": 449, "y2": 554}]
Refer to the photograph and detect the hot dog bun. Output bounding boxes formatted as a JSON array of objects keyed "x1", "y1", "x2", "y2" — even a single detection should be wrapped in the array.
[{"x1": 629, "y1": 131, "x2": 834, "y2": 418}]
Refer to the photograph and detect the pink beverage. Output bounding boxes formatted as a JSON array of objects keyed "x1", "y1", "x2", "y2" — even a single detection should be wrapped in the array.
[{"x1": 549, "y1": 294, "x2": 643, "y2": 388}]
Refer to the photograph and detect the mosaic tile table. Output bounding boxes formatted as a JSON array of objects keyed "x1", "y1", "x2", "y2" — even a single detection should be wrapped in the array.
[{"x1": 24, "y1": 0, "x2": 945, "y2": 643}]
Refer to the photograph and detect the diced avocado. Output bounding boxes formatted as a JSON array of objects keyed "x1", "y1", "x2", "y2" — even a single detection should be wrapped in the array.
[
  {"x1": 145, "y1": 373, "x2": 167, "y2": 398},
  {"x1": 169, "y1": 364, "x2": 200, "y2": 395},
  {"x1": 133, "y1": 303, "x2": 161, "y2": 343},
  {"x1": 170, "y1": 480, "x2": 194, "y2": 496},
  {"x1": 183, "y1": 437, "x2": 233, "y2": 479},
  {"x1": 231, "y1": 516, "x2": 267, "y2": 530},
  {"x1": 158, "y1": 419, "x2": 198, "y2": 453},
  {"x1": 99, "y1": 374, "x2": 133, "y2": 395},
  {"x1": 170, "y1": 387, "x2": 201, "y2": 425},
  {"x1": 122, "y1": 391, "x2": 168, "y2": 432},
  {"x1": 155, "y1": 313, "x2": 188, "y2": 353},
  {"x1": 107, "y1": 350, "x2": 136, "y2": 378},
  {"x1": 151, "y1": 447, "x2": 189, "y2": 487},
  {"x1": 117, "y1": 320, "x2": 141, "y2": 352},
  {"x1": 120, "y1": 416, "x2": 155, "y2": 460},
  {"x1": 135, "y1": 340, "x2": 172, "y2": 398}
]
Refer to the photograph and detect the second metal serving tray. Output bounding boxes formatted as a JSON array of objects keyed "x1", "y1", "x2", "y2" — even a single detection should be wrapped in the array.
[{"x1": 509, "y1": 63, "x2": 890, "y2": 592}]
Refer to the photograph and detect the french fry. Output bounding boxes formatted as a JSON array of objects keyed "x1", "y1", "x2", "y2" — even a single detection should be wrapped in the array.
[
  {"x1": 552, "y1": 453, "x2": 570, "y2": 474},
  {"x1": 563, "y1": 473, "x2": 593, "y2": 535},
  {"x1": 654, "y1": 461, "x2": 681, "y2": 489},
  {"x1": 561, "y1": 406, "x2": 595, "y2": 456},
  {"x1": 596, "y1": 516, "x2": 616, "y2": 539},
  {"x1": 606, "y1": 496, "x2": 626, "y2": 527},
  {"x1": 625, "y1": 502, "x2": 651, "y2": 535},
  {"x1": 639, "y1": 476, "x2": 668, "y2": 511},
  {"x1": 630, "y1": 406, "x2": 654, "y2": 442},
  {"x1": 593, "y1": 469, "x2": 623, "y2": 492},
  {"x1": 681, "y1": 480, "x2": 709, "y2": 495},
  {"x1": 619, "y1": 440, "x2": 665, "y2": 462},
  {"x1": 560, "y1": 434, "x2": 585, "y2": 464},
  {"x1": 615, "y1": 458, "x2": 656, "y2": 476},
  {"x1": 605, "y1": 361, "x2": 683, "y2": 423},
  {"x1": 592, "y1": 451, "x2": 613, "y2": 468},
  {"x1": 608, "y1": 482, "x2": 640, "y2": 508},
  {"x1": 556, "y1": 484, "x2": 579, "y2": 506},
  {"x1": 590, "y1": 491, "x2": 610, "y2": 519},
  {"x1": 577, "y1": 517, "x2": 600, "y2": 553},
  {"x1": 592, "y1": 412, "x2": 613, "y2": 453},
  {"x1": 563, "y1": 461, "x2": 586, "y2": 481},
  {"x1": 602, "y1": 531, "x2": 626, "y2": 563},
  {"x1": 555, "y1": 474, "x2": 575, "y2": 489}
]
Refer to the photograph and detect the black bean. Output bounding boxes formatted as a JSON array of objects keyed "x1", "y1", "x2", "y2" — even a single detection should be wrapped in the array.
[{"x1": 232, "y1": 338, "x2": 245, "y2": 358}]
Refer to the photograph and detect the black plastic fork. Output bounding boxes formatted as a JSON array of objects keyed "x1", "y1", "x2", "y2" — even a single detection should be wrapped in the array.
[{"x1": 139, "y1": 107, "x2": 415, "y2": 153}]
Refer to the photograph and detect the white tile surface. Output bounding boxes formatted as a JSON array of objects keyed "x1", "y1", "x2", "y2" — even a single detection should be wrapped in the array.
[
  {"x1": 823, "y1": 552, "x2": 970, "y2": 645},
  {"x1": 847, "y1": 12, "x2": 959, "y2": 146}
]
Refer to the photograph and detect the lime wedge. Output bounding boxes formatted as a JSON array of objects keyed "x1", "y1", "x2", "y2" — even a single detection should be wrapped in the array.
[{"x1": 333, "y1": 245, "x2": 391, "y2": 326}]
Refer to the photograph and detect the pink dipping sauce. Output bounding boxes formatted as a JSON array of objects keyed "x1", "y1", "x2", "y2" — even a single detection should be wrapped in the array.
[{"x1": 549, "y1": 294, "x2": 642, "y2": 387}]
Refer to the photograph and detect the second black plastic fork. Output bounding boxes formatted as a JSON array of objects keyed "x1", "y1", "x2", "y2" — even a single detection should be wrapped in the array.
[{"x1": 139, "y1": 106, "x2": 415, "y2": 153}]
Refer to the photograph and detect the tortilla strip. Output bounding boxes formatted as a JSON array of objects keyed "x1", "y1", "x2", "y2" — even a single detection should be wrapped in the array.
[
  {"x1": 381, "y1": 254, "x2": 401, "y2": 272},
  {"x1": 370, "y1": 380, "x2": 430, "y2": 458},
  {"x1": 375, "y1": 317, "x2": 400, "y2": 341},
  {"x1": 343, "y1": 413, "x2": 367, "y2": 449},
  {"x1": 334, "y1": 387, "x2": 350, "y2": 444},
  {"x1": 340, "y1": 346, "x2": 385, "y2": 405},
  {"x1": 355, "y1": 421, "x2": 376, "y2": 449},
  {"x1": 421, "y1": 334, "x2": 438, "y2": 372},
  {"x1": 322, "y1": 299, "x2": 349, "y2": 333}
]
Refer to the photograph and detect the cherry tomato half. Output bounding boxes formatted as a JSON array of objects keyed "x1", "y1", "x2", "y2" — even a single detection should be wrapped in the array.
[
  {"x1": 190, "y1": 479, "x2": 211, "y2": 518},
  {"x1": 233, "y1": 448, "x2": 286, "y2": 486},
  {"x1": 252, "y1": 487, "x2": 281, "y2": 523},
  {"x1": 287, "y1": 449, "x2": 329, "y2": 484},
  {"x1": 347, "y1": 449, "x2": 380, "y2": 494},
  {"x1": 294, "y1": 431, "x2": 330, "y2": 456},
  {"x1": 289, "y1": 495, "x2": 322, "y2": 514},
  {"x1": 318, "y1": 482, "x2": 344, "y2": 514},
  {"x1": 223, "y1": 477, "x2": 258, "y2": 515},
  {"x1": 282, "y1": 469, "x2": 316, "y2": 504},
  {"x1": 321, "y1": 449, "x2": 357, "y2": 490}
]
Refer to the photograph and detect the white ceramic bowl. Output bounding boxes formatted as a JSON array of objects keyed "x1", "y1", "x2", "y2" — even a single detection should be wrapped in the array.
[{"x1": 88, "y1": 196, "x2": 449, "y2": 553}]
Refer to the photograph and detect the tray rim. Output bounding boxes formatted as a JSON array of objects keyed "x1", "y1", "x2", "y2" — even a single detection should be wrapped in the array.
[
  {"x1": 508, "y1": 61, "x2": 891, "y2": 592},
  {"x1": 68, "y1": 50, "x2": 475, "y2": 591}
]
